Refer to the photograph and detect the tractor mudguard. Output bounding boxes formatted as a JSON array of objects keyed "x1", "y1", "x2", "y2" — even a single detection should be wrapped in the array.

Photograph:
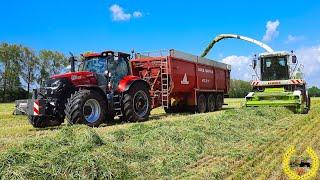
[
  {"x1": 117, "y1": 75, "x2": 150, "y2": 92},
  {"x1": 76, "y1": 85, "x2": 107, "y2": 98}
]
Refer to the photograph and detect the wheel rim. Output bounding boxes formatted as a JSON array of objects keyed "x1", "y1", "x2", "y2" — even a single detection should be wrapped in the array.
[
  {"x1": 217, "y1": 95, "x2": 223, "y2": 109},
  {"x1": 83, "y1": 99, "x2": 101, "y2": 123},
  {"x1": 208, "y1": 96, "x2": 215, "y2": 111},
  {"x1": 133, "y1": 90, "x2": 149, "y2": 117},
  {"x1": 198, "y1": 95, "x2": 206, "y2": 113}
]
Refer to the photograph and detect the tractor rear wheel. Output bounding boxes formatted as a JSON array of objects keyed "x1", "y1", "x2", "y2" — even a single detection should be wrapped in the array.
[
  {"x1": 207, "y1": 94, "x2": 216, "y2": 112},
  {"x1": 122, "y1": 83, "x2": 151, "y2": 122},
  {"x1": 216, "y1": 94, "x2": 223, "y2": 110},
  {"x1": 197, "y1": 94, "x2": 207, "y2": 113},
  {"x1": 65, "y1": 89, "x2": 106, "y2": 127}
]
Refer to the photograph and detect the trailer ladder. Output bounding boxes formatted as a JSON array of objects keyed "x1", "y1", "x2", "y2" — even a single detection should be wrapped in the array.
[{"x1": 161, "y1": 57, "x2": 169, "y2": 108}]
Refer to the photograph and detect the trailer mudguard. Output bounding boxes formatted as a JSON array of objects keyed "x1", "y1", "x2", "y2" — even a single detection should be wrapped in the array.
[{"x1": 117, "y1": 75, "x2": 150, "y2": 92}]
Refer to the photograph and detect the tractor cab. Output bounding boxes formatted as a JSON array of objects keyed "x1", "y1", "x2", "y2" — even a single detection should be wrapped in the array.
[{"x1": 79, "y1": 51, "x2": 131, "y2": 89}]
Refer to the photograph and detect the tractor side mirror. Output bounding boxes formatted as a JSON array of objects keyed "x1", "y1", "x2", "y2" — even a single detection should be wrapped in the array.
[
  {"x1": 292, "y1": 55, "x2": 297, "y2": 64},
  {"x1": 253, "y1": 59, "x2": 257, "y2": 69}
]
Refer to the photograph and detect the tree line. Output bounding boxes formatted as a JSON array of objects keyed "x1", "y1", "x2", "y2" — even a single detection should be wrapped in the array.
[{"x1": 0, "y1": 43, "x2": 68, "y2": 102}]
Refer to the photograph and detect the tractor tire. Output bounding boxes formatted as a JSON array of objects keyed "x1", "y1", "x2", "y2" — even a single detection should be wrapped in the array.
[
  {"x1": 28, "y1": 116, "x2": 63, "y2": 128},
  {"x1": 216, "y1": 94, "x2": 223, "y2": 110},
  {"x1": 65, "y1": 89, "x2": 107, "y2": 127},
  {"x1": 207, "y1": 94, "x2": 216, "y2": 112},
  {"x1": 121, "y1": 83, "x2": 151, "y2": 122},
  {"x1": 197, "y1": 94, "x2": 207, "y2": 113}
]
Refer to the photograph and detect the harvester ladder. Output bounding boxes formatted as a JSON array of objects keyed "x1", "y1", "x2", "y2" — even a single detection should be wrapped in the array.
[{"x1": 161, "y1": 57, "x2": 169, "y2": 108}]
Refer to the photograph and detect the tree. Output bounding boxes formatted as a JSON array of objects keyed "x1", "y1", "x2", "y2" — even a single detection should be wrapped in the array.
[
  {"x1": 20, "y1": 46, "x2": 38, "y2": 95},
  {"x1": 38, "y1": 50, "x2": 67, "y2": 86},
  {"x1": 228, "y1": 79, "x2": 252, "y2": 98},
  {"x1": 308, "y1": 86, "x2": 320, "y2": 97},
  {"x1": 0, "y1": 43, "x2": 22, "y2": 102}
]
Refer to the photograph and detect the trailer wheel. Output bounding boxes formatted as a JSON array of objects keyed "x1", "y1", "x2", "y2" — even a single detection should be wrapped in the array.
[
  {"x1": 197, "y1": 94, "x2": 207, "y2": 113},
  {"x1": 207, "y1": 94, "x2": 216, "y2": 112},
  {"x1": 65, "y1": 89, "x2": 106, "y2": 127},
  {"x1": 122, "y1": 83, "x2": 151, "y2": 122},
  {"x1": 216, "y1": 94, "x2": 223, "y2": 110}
]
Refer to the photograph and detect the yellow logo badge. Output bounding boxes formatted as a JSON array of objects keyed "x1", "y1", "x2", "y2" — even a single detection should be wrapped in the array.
[{"x1": 283, "y1": 146, "x2": 319, "y2": 179}]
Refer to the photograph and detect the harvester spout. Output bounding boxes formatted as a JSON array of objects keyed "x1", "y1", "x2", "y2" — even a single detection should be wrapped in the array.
[{"x1": 201, "y1": 34, "x2": 274, "y2": 57}]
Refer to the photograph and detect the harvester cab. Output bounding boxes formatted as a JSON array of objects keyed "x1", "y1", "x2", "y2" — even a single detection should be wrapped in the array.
[
  {"x1": 201, "y1": 33, "x2": 310, "y2": 114},
  {"x1": 246, "y1": 51, "x2": 310, "y2": 113}
]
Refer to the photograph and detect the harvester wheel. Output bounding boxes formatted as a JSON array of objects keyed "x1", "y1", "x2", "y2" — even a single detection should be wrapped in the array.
[
  {"x1": 65, "y1": 89, "x2": 106, "y2": 127},
  {"x1": 122, "y1": 83, "x2": 151, "y2": 122},
  {"x1": 216, "y1": 94, "x2": 223, "y2": 110},
  {"x1": 207, "y1": 94, "x2": 216, "y2": 112},
  {"x1": 197, "y1": 94, "x2": 207, "y2": 113}
]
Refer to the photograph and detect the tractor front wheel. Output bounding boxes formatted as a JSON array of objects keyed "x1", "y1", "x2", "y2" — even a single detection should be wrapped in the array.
[
  {"x1": 28, "y1": 116, "x2": 63, "y2": 128},
  {"x1": 65, "y1": 89, "x2": 107, "y2": 127}
]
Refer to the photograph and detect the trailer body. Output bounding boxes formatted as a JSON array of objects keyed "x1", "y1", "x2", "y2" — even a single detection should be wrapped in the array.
[{"x1": 131, "y1": 49, "x2": 231, "y2": 112}]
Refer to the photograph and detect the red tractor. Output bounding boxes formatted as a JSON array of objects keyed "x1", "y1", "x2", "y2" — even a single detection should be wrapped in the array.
[{"x1": 27, "y1": 51, "x2": 151, "y2": 128}]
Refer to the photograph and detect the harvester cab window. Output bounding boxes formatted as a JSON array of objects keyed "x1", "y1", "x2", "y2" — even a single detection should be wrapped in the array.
[{"x1": 261, "y1": 56, "x2": 289, "y2": 81}]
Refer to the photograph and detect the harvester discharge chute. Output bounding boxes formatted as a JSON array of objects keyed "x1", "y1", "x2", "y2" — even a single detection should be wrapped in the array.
[{"x1": 202, "y1": 34, "x2": 310, "y2": 114}]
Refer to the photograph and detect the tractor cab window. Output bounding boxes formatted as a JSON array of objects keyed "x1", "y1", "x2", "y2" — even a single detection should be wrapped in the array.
[
  {"x1": 107, "y1": 56, "x2": 130, "y2": 89},
  {"x1": 82, "y1": 57, "x2": 108, "y2": 74},
  {"x1": 261, "y1": 56, "x2": 289, "y2": 81}
]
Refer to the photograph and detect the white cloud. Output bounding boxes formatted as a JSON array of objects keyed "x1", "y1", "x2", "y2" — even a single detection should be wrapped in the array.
[
  {"x1": 109, "y1": 4, "x2": 143, "y2": 21},
  {"x1": 133, "y1": 11, "x2": 143, "y2": 18},
  {"x1": 262, "y1": 20, "x2": 280, "y2": 42},
  {"x1": 285, "y1": 35, "x2": 305, "y2": 43},
  {"x1": 222, "y1": 55, "x2": 253, "y2": 81},
  {"x1": 295, "y1": 45, "x2": 320, "y2": 86},
  {"x1": 109, "y1": 4, "x2": 131, "y2": 21}
]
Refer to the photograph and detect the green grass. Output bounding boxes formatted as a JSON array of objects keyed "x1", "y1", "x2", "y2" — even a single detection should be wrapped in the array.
[{"x1": 0, "y1": 98, "x2": 320, "y2": 179}]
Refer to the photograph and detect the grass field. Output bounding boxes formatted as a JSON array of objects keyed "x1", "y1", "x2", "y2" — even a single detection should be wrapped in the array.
[{"x1": 0, "y1": 98, "x2": 320, "y2": 179}]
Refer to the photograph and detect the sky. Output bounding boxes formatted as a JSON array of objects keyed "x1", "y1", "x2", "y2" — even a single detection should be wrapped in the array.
[{"x1": 1, "y1": 0, "x2": 320, "y2": 86}]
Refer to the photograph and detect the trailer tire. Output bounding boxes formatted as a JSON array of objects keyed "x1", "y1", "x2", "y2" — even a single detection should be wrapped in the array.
[
  {"x1": 197, "y1": 94, "x2": 207, "y2": 113},
  {"x1": 122, "y1": 83, "x2": 151, "y2": 122},
  {"x1": 207, "y1": 94, "x2": 216, "y2": 112},
  {"x1": 65, "y1": 89, "x2": 106, "y2": 127},
  {"x1": 216, "y1": 94, "x2": 223, "y2": 110}
]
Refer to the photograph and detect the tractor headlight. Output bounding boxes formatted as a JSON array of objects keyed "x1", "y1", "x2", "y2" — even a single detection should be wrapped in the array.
[
  {"x1": 246, "y1": 92, "x2": 254, "y2": 98},
  {"x1": 51, "y1": 79, "x2": 62, "y2": 88},
  {"x1": 293, "y1": 90, "x2": 302, "y2": 96}
]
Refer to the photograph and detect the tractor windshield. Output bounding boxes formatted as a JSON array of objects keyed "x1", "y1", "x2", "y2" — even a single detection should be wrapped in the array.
[
  {"x1": 82, "y1": 57, "x2": 109, "y2": 74},
  {"x1": 260, "y1": 56, "x2": 289, "y2": 81}
]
